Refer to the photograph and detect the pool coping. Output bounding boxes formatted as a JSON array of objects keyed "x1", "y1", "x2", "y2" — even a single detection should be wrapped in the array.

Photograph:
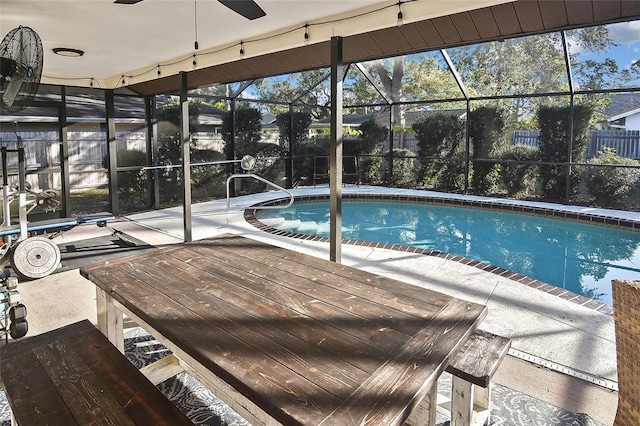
[{"x1": 243, "y1": 192, "x2": 640, "y2": 316}]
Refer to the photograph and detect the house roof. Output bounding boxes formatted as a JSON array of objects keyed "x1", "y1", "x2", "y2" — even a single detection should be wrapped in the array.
[
  {"x1": 0, "y1": 89, "x2": 227, "y2": 127},
  {"x1": 605, "y1": 93, "x2": 640, "y2": 120}
]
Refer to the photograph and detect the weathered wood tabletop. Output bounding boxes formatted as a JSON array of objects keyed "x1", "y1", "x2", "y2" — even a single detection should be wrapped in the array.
[{"x1": 80, "y1": 234, "x2": 487, "y2": 426}]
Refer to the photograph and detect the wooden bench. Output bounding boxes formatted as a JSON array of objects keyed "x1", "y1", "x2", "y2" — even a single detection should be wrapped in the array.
[
  {"x1": 406, "y1": 329, "x2": 511, "y2": 426},
  {"x1": 0, "y1": 320, "x2": 193, "y2": 426}
]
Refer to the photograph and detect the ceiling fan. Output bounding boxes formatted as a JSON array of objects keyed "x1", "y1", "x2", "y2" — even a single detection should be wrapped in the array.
[
  {"x1": 218, "y1": 0, "x2": 266, "y2": 20},
  {"x1": 114, "y1": 0, "x2": 266, "y2": 20}
]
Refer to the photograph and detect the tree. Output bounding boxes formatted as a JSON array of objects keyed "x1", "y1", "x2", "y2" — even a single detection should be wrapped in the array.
[
  {"x1": 413, "y1": 112, "x2": 465, "y2": 189},
  {"x1": 221, "y1": 105, "x2": 262, "y2": 159},
  {"x1": 275, "y1": 111, "x2": 312, "y2": 151},
  {"x1": 469, "y1": 106, "x2": 505, "y2": 193},
  {"x1": 350, "y1": 118, "x2": 388, "y2": 184},
  {"x1": 252, "y1": 70, "x2": 331, "y2": 118},
  {"x1": 155, "y1": 97, "x2": 201, "y2": 204},
  {"x1": 276, "y1": 111, "x2": 312, "y2": 185},
  {"x1": 537, "y1": 104, "x2": 593, "y2": 200}
]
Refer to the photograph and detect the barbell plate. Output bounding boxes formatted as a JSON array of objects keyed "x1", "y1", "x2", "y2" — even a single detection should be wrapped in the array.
[{"x1": 11, "y1": 236, "x2": 61, "y2": 279}]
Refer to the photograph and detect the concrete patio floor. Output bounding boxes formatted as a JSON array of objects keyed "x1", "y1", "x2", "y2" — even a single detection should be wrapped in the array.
[{"x1": 4, "y1": 186, "x2": 625, "y2": 425}]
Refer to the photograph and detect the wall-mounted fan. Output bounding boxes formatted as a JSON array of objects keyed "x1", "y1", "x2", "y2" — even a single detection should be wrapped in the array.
[{"x1": 0, "y1": 26, "x2": 43, "y2": 112}]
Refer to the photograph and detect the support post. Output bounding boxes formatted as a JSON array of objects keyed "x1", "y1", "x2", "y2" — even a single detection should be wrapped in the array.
[
  {"x1": 145, "y1": 95, "x2": 159, "y2": 210},
  {"x1": 106, "y1": 90, "x2": 119, "y2": 215},
  {"x1": 229, "y1": 99, "x2": 237, "y2": 197},
  {"x1": 180, "y1": 72, "x2": 192, "y2": 242},
  {"x1": 287, "y1": 104, "x2": 294, "y2": 188},
  {"x1": 329, "y1": 36, "x2": 343, "y2": 263},
  {"x1": 59, "y1": 86, "x2": 71, "y2": 217}
]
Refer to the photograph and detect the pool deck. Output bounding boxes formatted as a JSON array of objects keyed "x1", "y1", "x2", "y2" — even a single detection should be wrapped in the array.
[{"x1": 14, "y1": 185, "x2": 630, "y2": 425}]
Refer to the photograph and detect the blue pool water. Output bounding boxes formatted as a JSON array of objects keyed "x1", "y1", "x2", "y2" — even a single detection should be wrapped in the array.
[{"x1": 257, "y1": 201, "x2": 640, "y2": 305}]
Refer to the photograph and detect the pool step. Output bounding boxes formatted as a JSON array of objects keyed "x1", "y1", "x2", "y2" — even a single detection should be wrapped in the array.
[
  {"x1": 258, "y1": 216, "x2": 285, "y2": 227},
  {"x1": 258, "y1": 215, "x2": 320, "y2": 234},
  {"x1": 296, "y1": 221, "x2": 318, "y2": 233},
  {"x1": 273, "y1": 219, "x2": 302, "y2": 230}
]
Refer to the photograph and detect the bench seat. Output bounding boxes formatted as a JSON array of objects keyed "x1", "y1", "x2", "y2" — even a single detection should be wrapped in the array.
[
  {"x1": 406, "y1": 329, "x2": 511, "y2": 426},
  {"x1": 0, "y1": 320, "x2": 192, "y2": 425}
]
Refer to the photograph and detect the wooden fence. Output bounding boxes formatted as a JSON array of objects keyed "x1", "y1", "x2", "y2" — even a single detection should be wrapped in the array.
[
  {"x1": 512, "y1": 129, "x2": 640, "y2": 160},
  {"x1": 586, "y1": 130, "x2": 640, "y2": 159}
]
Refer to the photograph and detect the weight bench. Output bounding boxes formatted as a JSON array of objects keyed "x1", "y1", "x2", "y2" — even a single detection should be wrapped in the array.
[
  {"x1": 406, "y1": 329, "x2": 511, "y2": 426},
  {"x1": 0, "y1": 213, "x2": 132, "y2": 279},
  {"x1": 0, "y1": 320, "x2": 193, "y2": 425},
  {"x1": 0, "y1": 212, "x2": 116, "y2": 238}
]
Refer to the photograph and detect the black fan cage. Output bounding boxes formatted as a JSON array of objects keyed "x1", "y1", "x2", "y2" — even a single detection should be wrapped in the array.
[{"x1": 0, "y1": 26, "x2": 43, "y2": 112}]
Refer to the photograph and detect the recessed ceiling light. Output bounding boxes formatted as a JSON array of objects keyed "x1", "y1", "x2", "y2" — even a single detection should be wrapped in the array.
[{"x1": 53, "y1": 47, "x2": 84, "y2": 57}]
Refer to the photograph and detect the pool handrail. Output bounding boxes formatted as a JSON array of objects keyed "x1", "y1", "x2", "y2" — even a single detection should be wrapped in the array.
[{"x1": 226, "y1": 173, "x2": 294, "y2": 210}]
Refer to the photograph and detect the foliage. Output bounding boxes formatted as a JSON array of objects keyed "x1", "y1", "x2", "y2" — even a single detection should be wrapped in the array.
[
  {"x1": 221, "y1": 106, "x2": 263, "y2": 159},
  {"x1": 448, "y1": 34, "x2": 569, "y2": 128},
  {"x1": 586, "y1": 147, "x2": 640, "y2": 208},
  {"x1": 102, "y1": 149, "x2": 146, "y2": 193},
  {"x1": 469, "y1": 106, "x2": 505, "y2": 193},
  {"x1": 156, "y1": 97, "x2": 201, "y2": 166},
  {"x1": 402, "y1": 54, "x2": 464, "y2": 101},
  {"x1": 101, "y1": 149, "x2": 148, "y2": 211},
  {"x1": 293, "y1": 139, "x2": 328, "y2": 186},
  {"x1": 537, "y1": 104, "x2": 593, "y2": 200},
  {"x1": 275, "y1": 111, "x2": 312, "y2": 151},
  {"x1": 153, "y1": 98, "x2": 203, "y2": 204},
  {"x1": 412, "y1": 112, "x2": 465, "y2": 188},
  {"x1": 497, "y1": 145, "x2": 540, "y2": 196},
  {"x1": 190, "y1": 149, "x2": 227, "y2": 200},
  {"x1": 252, "y1": 71, "x2": 331, "y2": 118},
  {"x1": 383, "y1": 149, "x2": 415, "y2": 188},
  {"x1": 352, "y1": 118, "x2": 388, "y2": 184}
]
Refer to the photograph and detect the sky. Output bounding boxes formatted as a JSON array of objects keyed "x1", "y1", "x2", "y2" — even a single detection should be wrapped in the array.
[{"x1": 581, "y1": 21, "x2": 640, "y2": 72}]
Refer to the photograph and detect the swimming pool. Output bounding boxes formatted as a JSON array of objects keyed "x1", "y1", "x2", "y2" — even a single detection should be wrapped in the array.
[{"x1": 256, "y1": 200, "x2": 640, "y2": 306}]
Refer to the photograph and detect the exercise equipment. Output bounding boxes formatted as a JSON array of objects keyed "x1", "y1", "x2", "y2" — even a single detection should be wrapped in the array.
[
  {"x1": 1, "y1": 127, "x2": 125, "y2": 279},
  {"x1": 0, "y1": 269, "x2": 27, "y2": 340}
]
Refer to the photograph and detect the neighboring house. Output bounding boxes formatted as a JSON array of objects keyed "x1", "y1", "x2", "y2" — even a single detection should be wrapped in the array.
[
  {"x1": 0, "y1": 89, "x2": 227, "y2": 190},
  {"x1": 310, "y1": 109, "x2": 467, "y2": 133},
  {"x1": 599, "y1": 93, "x2": 640, "y2": 131}
]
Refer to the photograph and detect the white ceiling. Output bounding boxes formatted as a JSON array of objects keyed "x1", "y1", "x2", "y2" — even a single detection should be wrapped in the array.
[{"x1": 1, "y1": 0, "x2": 510, "y2": 89}]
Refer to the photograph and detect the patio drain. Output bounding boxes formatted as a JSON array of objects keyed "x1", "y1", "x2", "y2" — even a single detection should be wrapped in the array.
[{"x1": 508, "y1": 348, "x2": 618, "y2": 391}]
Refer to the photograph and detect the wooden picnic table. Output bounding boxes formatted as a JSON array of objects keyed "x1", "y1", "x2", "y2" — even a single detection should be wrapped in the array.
[{"x1": 80, "y1": 234, "x2": 487, "y2": 426}]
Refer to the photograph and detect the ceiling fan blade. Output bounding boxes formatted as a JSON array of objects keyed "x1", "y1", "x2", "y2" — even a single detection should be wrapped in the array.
[{"x1": 218, "y1": 0, "x2": 266, "y2": 20}]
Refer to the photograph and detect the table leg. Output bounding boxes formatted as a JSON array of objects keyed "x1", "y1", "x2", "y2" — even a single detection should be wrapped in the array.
[
  {"x1": 95, "y1": 286, "x2": 124, "y2": 353},
  {"x1": 405, "y1": 383, "x2": 437, "y2": 426}
]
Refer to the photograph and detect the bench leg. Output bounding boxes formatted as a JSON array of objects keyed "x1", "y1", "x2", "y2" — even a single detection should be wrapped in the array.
[
  {"x1": 451, "y1": 377, "x2": 491, "y2": 426},
  {"x1": 96, "y1": 287, "x2": 124, "y2": 353},
  {"x1": 451, "y1": 376, "x2": 474, "y2": 426},
  {"x1": 473, "y1": 384, "x2": 491, "y2": 426}
]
